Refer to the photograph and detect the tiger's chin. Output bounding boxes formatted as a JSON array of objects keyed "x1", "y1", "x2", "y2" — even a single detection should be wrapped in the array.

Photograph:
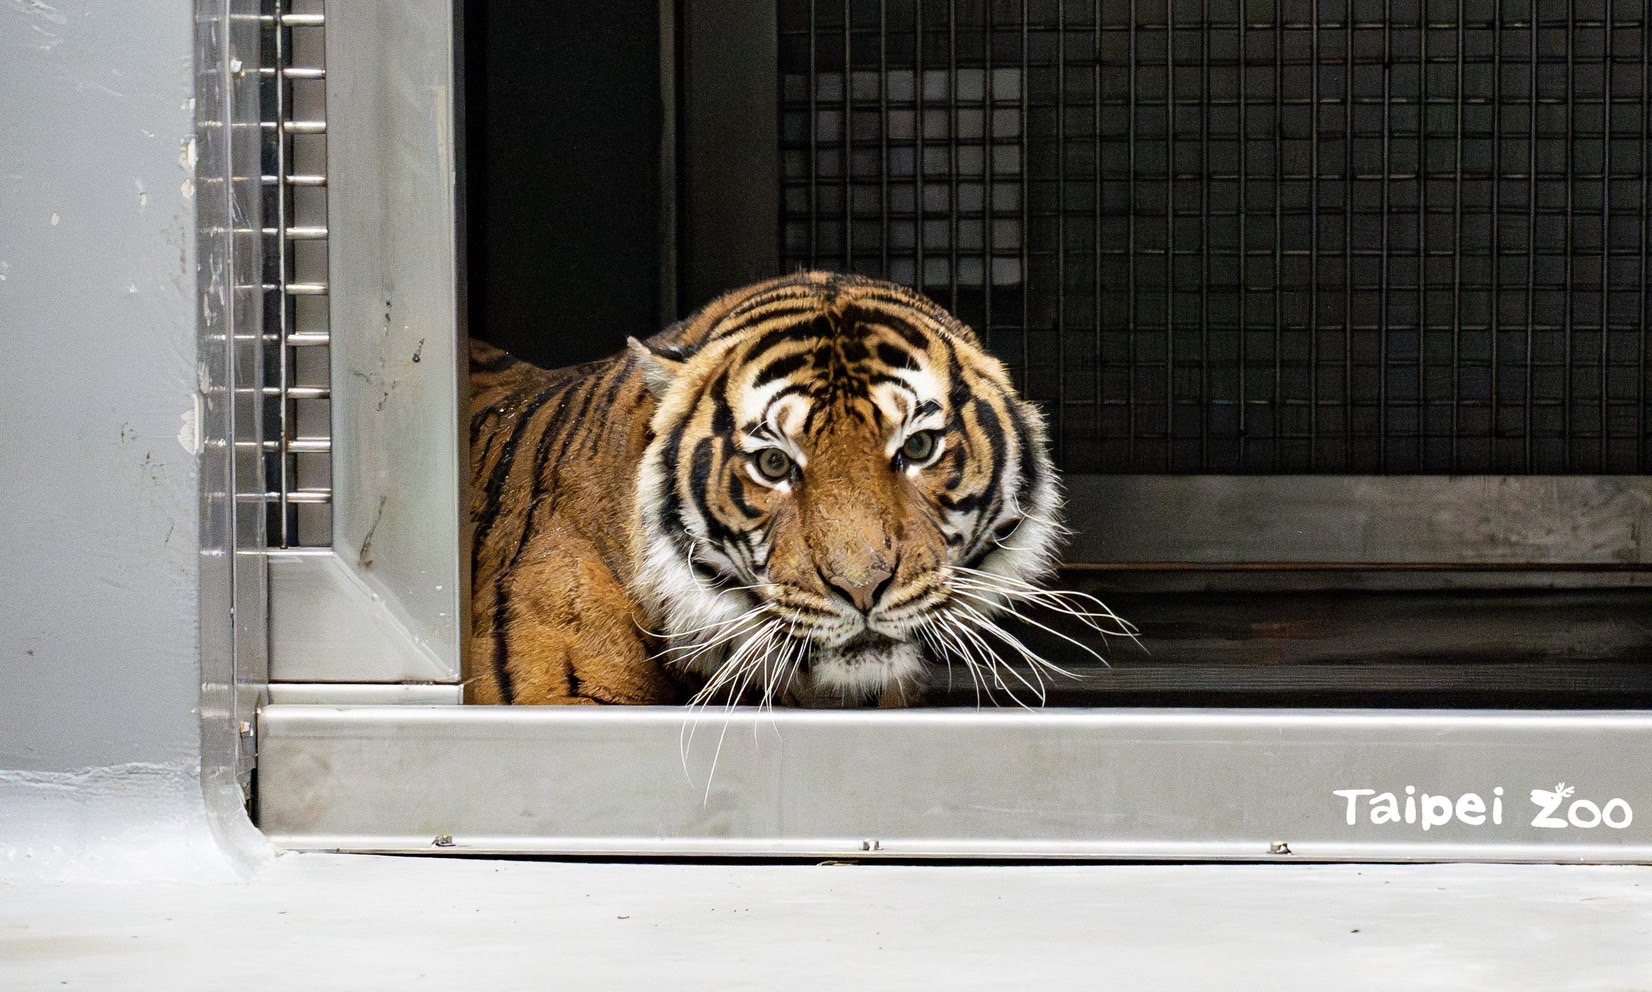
[{"x1": 782, "y1": 634, "x2": 930, "y2": 709}]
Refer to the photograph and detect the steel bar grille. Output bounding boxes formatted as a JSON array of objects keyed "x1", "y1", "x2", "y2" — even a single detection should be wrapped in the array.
[
  {"x1": 258, "y1": 0, "x2": 332, "y2": 545},
  {"x1": 778, "y1": 0, "x2": 1652, "y2": 474}
]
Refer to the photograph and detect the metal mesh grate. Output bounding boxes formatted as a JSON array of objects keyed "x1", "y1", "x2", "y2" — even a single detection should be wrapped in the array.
[
  {"x1": 259, "y1": 0, "x2": 332, "y2": 544},
  {"x1": 779, "y1": 0, "x2": 1652, "y2": 474}
]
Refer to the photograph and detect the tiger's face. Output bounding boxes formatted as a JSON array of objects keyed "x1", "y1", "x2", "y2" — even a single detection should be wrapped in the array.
[{"x1": 631, "y1": 273, "x2": 1060, "y2": 707}]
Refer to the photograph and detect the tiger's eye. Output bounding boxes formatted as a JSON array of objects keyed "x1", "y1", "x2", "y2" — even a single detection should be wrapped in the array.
[
  {"x1": 901, "y1": 430, "x2": 938, "y2": 463},
  {"x1": 755, "y1": 447, "x2": 793, "y2": 481}
]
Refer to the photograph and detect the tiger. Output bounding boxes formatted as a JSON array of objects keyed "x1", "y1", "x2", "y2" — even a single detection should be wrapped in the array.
[{"x1": 468, "y1": 271, "x2": 1093, "y2": 708}]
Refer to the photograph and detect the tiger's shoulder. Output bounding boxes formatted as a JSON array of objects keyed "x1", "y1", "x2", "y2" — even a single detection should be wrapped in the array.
[{"x1": 469, "y1": 339, "x2": 571, "y2": 411}]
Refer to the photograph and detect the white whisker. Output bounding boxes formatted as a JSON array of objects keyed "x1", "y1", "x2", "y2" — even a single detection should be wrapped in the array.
[{"x1": 949, "y1": 588, "x2": 1108, "y2": 670}]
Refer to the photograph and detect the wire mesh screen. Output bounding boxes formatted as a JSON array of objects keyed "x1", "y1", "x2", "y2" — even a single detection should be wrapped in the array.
[
  {"x1": 259, "y1": 0, "x2": 333, "y2": 545},
  {"x1": 778, "y1": 0, "x2": 1652, "y2": 473}
]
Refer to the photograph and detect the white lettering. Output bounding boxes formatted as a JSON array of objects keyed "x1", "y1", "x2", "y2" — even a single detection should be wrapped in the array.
[
  {"x1": 1333, "y1": 789, "x2": 1375, "y2": 826},
  {"x1": 1568, "y1": 799, "x2": 1602, "y2": 829},
  {"x1": 1455, "y1": 792, "x2": 1486, "y2": 826},
  {"x1": 1370, "y1": 792, "x2": 1401, "y2": 825},
  {"x1": 1530, "y1": 783, "x2": 1573, "y2": 829},
  {"x1": 1420, "y1": 794, "x2": 1454, "y2": 832},
  {"x1": 1334, "y1": 782, "x2": 1633, "y2": 833},
  {"x1": 1603, "y1": 798, "x2": 1634, "y2": 829}
]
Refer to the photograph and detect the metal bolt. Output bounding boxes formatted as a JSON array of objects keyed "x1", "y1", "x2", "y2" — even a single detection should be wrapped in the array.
[
  {"x1": 432, "y1": 834, "x2": 455, "y2": 848},
  {"x1": 1269, "y1": 842, "x2": 1292, "y2": 855}
]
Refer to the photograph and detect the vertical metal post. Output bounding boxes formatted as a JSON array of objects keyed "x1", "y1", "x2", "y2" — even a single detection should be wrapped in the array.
[
  {"x1": 1309, "y1": 0, "x2": 1320, "y2": 467},
  {"x1": 1342, "y1": 0, "x2": 1353, "y2": 464},
  {"x1": 1562, "y1": 8, "x2": 1575, "y2": 468},
  {"x1": 1598, "y1": 8, "x2": 1611, "y2": 470},
  {"x1": 1452, "y1": 0, "x2": 1465, "y2": 468},
  {"x1": 842, "y1": 0, "x2": 853, "y2": 273},
  {"x1": 259, "y1": 0, "x2": 331, "y2": 547},
  {"x1": 1127, "y1": 0, "x2": 1138, "y2": 468},
  {"x1": 879, "y1": 0, "x2": 889, "y2": 278},
  {"x1": 1377, "y1": 8, "x2": 1391, "y2": 473},
  {"x1": 1019, "y1": 5, "x2": 1032, "y2": 395},
  {"x1": 1198, "y1": 0, "x2": 1211, "y2": 471},
  {"x1": 1642, "y1": 2, "x2": 1650, "y2": 473},
  {"x1": 1056, "y1": 0, "x2": 1070, "y2": 456},
  {"x1": 809, "y1": 0, "x2": 819, "y2": 270},
  {"x1": 1523, "y1": 7, "x2": 1536, "y2": 469},
  {"x1": 1163, "y1": 0, "x2": 1174, "y2": 469}
]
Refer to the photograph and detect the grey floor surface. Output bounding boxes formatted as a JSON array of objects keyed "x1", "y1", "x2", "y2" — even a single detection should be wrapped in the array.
[{"x1": 3, "y1": 854, "x2": 1651, "y2": 990}]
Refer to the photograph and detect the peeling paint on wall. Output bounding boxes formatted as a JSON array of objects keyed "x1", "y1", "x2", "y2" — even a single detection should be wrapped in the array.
[{"x1": 177, "y1": 400, "x2": 200, "y2": 455}]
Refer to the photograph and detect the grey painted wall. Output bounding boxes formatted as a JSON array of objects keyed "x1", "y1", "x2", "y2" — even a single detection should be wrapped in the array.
[{"x1": 0, "y1": 0, "x2": 202, "y2": 773}]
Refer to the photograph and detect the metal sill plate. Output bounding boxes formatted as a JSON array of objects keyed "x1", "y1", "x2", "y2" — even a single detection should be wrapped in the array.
[{"x1": 257, "y1": 705, "x2": 1652, "y2": 863}]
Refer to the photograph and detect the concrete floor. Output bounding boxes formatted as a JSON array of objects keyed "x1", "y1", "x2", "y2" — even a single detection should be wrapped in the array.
[{"x1": 3, "y1": 854, "x2": 1651, "y2": 990}]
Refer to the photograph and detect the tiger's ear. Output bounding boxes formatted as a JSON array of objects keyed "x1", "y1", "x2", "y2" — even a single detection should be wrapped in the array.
[{"x1": 627, "y1": 336, "x2": 691, "y2": 399}]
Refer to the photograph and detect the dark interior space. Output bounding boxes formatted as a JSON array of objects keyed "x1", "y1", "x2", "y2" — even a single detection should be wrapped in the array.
[
  {"x1": 462, "y1": 0, "x2": 1652, "y2": 709},
  {"x1": 466, "y1": 0, "x2": 665, "y2": 369}
]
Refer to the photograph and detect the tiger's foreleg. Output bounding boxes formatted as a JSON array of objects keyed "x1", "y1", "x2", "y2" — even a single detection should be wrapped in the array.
[{"x1": 493, "y1": 547, "x2": 679, "y2": 706}]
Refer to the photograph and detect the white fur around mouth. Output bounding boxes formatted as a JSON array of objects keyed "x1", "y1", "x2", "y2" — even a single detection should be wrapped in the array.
[{"x1": 787, "y1": 637, "x2": 928, "y2": 707}]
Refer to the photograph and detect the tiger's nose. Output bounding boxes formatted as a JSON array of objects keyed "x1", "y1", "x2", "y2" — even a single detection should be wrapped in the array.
[{"x1": 826, "y1": 565, "x2": 894, "y2": 614}]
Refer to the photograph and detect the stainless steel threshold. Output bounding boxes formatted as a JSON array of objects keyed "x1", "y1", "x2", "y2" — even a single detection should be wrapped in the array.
[{"x1": 257, "y1": 705, "x2": 1652, "y2": 862}]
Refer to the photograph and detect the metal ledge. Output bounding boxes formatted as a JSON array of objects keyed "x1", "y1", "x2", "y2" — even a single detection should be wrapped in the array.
[
  {"x1": 257, "y1": 705, "x2": 1652, "y2": 862},
  {"x1": 1063, "y1": 475, "x2": 1652, "y2": 567}
]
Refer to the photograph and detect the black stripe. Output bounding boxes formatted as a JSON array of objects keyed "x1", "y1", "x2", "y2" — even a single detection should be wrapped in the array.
[
  {"x1": 767, "y1": 383, "x2": 814, "y2": 408},
  {"x1": 494, "y1": 638, "x2": 516, "y2": 704},
  {"x1": 868, "y1": 310, "x2": 931, "y2": 351},
  {"x1": 472, "y1": 381, "x2": 570, "y2": 560},
  {"x1": 471, "y1": 349, "x2": 519, "y2": 374},
  {"x1": 737, "y1": 319, "x2": 832, "y2": 373},
  {"x1": 553, "y1": 376, "x2": 603, "y2": 468},
  {"x1": 656, "y1": 420, "x2": 688, "y2": 550},
  {"x1": 727, "y1": 472, "x2": 762, "y2": 520},
  {"x1": 938, "y1": 398, "x2": 1005, "y2": 518},
  {"x1": 492, "y1": 370, "x2": 608, "y2": 683},
  {"x1": 491, "y1": 377, "x2": 596, "y2": 701},
  {"x1": 471, "y1": 421, "x2": 510, "y2": 490},
  {"x1": 875, "y1": 342, "x2": 919, "y2": 370},
  {"x1": 688, "y1": 437, "x2": 740, "y2": 546},
  {"x1": 753, "y1": 350, "x2": 810, "y2": 388},
  {"x1": 586, "y1": 364, "x2": 632, "y2": 455},
  {"x1": 974, "y1": 397, "x2": 1008, "y2": 509},
  {"x1": 940, "y1": 443, "x2": 966, "y2": 491},
  {"x1": 709, "y1": 370, "x2": 734, "y2": 438},
  {"x1": 1004, "y1": 400, "x2": 1042, "y2": 509},
  {"x1": 866, "y1": 373, "x2": 918, "y2": 392},
  {"x1": 946, "y1": 349, "x2": 971, "y2": 412},
  {"x1": 718, "y1": 290, "x2": 820, "y2": 329}
]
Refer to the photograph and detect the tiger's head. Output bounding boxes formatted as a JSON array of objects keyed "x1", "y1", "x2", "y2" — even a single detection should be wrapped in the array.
[{"x1": 629, "y1": 272, "x2": 1063, "y2": 707}]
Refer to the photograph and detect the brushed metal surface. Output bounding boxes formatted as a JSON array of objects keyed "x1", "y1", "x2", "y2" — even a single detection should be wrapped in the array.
[
  {"x1": 262, "y1": 0, "x2": 465, "y2": 683},
  {"x1": 268, "y1": 553, "x2": 454, "y2": 682},
  {"x1": 266, "y1": 683, "x2": 462, "y2": 706},
  {"x1": 197, "y1": 0, "x2": 269, "y2": 799},
  {"x1": 258, "y1": 706, "x2": 1652, "y2": 862}
]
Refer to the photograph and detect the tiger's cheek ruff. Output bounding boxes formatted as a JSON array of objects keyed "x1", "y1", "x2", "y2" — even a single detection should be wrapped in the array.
[
  {"x1": 950, "y1": 396, "x2": 1064, "y2": 589},
  {"x1": 633, "y1": 419, "x2": 759, "y2": 671}
]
